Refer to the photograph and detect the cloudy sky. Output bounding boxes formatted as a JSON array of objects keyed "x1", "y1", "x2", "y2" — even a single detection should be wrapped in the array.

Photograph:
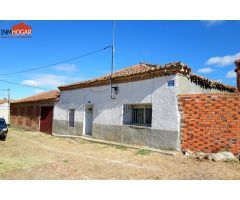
[{"x1": 0, "y1": 20, "x2": 239, "y2": 99}]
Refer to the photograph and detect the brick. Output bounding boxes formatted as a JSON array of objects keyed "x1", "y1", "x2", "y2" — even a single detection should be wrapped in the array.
[{"x1": 179, "y1": 93, "x2": 240, "y2": 155}]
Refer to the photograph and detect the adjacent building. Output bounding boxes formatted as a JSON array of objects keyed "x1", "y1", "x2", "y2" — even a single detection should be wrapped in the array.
[
  {"x1": 10, "y1": 90, "x2": 60, "y2": 134},
  {"x1": 53, "y1": 62, "x2": 236, "y2": 150},
  {"x1": 0, "y1": 99, "x2": 10, "y2": 124}
]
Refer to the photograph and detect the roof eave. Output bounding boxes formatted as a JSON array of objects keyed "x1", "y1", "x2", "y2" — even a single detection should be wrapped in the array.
[{"x1": 10, "y1": 99, "x2": 59, "y2": 105}]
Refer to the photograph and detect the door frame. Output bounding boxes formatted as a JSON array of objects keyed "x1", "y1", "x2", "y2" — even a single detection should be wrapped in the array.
[
  {"x1": 39, "y1": 105, "x2": 54, "y2": 134},
  {"x1": 83, "y1": 104, "x2": 94, "y2": 136}
]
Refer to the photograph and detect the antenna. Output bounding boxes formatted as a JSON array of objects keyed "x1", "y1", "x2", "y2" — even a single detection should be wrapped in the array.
[
  {"x1": 111, "y1": 20, "x2": 115, "y2": 75},
  {"x1": 110, "y1": 20, "x2": 115, "y2": 99}
]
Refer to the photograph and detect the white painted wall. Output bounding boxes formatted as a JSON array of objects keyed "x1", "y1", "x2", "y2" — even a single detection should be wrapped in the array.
[
  {"x1": 54, "y1": 75, "x2": 180, "y2": 131},
  {"x1": 0, "y1": 103, "x2": 9, "y2": 124},
  {"x1": 177, "y1": 75, "x2": 223, "y2": 94}
]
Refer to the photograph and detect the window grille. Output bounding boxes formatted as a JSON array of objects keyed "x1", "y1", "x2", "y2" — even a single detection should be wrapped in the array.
[{"x1": 123, "y1": 104, "x2": 152, "y2": 127}]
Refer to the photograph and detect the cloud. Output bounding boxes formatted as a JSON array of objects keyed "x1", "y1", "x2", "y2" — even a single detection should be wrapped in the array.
[
  {"x1": 22, "y1": 74, "x2": 69, "y2": 87},
  {"x1": 205, "y1": 52, "x2": 240, "y2": 67},
  {"x1": 197, "y1": 67, "x2": 213, "y2": 74},
  {"x1": 202, "y1": 20, "x2": 225, "y2": 27},
  {"x1": 226, "y1": 70, "x2": 236, "y2": 79},
  {"x1": 22, "y1": 74, "x2": 83, "y2": 88},
  {"x1": 22, "y1": 80, "x2": 41, "y2": 87},
  {"x1": 33, "y1": 89, "x2": 45, "y2": 94},
  {"x1": 54, "y1": 64, "x2": 77, "y2": 72}
]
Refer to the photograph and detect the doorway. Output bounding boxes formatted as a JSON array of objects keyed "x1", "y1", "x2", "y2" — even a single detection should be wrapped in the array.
[
  {"x1": 83, "y1": 105, "x2": 93, "y2": 136},
  {"x1": 40, "y1": 106, "x2": 53, "y2": 134}
]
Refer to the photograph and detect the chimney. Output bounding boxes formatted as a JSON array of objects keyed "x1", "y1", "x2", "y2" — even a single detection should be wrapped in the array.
[{"x1": 235, "y1": 59, "x2": 240, "y2": 92}]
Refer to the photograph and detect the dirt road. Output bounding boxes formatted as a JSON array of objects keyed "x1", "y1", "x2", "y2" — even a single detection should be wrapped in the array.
[{"x1": 0, "y1": 128, "x2": 239, "y2": 179}]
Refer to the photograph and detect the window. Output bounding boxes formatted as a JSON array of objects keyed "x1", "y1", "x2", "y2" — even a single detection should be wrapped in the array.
[
  {"x1": 123, "y1": 104, "x2": 152, "y2": 127},
  {"x1": 69, "y1": 109, "x2": 75, "y2": 127},
  {"x1": 0, "y1": 119, "x2": 6, "y2": 126}
]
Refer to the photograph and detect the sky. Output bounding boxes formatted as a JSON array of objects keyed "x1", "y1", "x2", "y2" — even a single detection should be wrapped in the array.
[{"x1": 0, "y1": 20, "x2": 239, "y2": 100}]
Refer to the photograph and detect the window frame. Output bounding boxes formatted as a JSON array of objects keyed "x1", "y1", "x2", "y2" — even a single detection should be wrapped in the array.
[
  {"x1": 123, "y1": 104, "x2": 152, "y2": 127},
  {"x1": 68, "y1": 109, "x2": 75, "y2": 127}
]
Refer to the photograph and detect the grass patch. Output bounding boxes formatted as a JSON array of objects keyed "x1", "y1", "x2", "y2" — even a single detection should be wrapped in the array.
[
  {"x1": 115, "y1": 145, "x2": 128, "y2": 150},
  {"x1": 0, "y1": 156, "x2": 43, "y2": 175},
  {"x1": 63, "y1": 160, "x2": 68, "y2": 163},
  {"x1": 78, "y1": 140, "x2": 88, "y2": 144},
  {"x1": 224, "y1": 159, "x2": 239, "y2": 164},
  {"x1": 135, "y1": 149, "x2": 151, "y2": 156}
]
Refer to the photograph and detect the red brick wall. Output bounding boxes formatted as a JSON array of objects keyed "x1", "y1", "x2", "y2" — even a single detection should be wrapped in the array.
[
  {"x1": 10, "y1": 103, "x2": 40, "y2": 131},
  {"x1": 178, "y1": 93, "x2": 240, "y2": 155}
]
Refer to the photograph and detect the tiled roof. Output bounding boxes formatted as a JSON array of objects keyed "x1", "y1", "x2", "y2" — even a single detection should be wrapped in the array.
[
  {"x1": 11, "y1": 90, "x2": 60, "y2": 104},
  {"x1": 0, "y1": 99, "x2": 9, "y2": 104},
  {"x1": 59, "y1": 62, "x2": 191, "y2": 90},
  {"x1": 187, "y1": 73, "x2": 236, "y2": 92},
  {"x1": 58, "y1": 62, "x2": 237, "y2": 92}
]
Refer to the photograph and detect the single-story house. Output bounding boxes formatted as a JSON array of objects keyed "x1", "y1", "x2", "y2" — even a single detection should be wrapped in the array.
[
  {"x1": 53, "y1": 62, "x2": 236, "y2": 150},
  {"x1": 0, "y1": 99, "x2": 10, "y2": 124},
  {"x1": 10, "y1": 90, "x2": 60, "y2": 134}
]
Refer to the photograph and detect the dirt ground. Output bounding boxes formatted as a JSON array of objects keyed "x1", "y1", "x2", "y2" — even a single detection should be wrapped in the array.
[{"x1": 0, "y1": 128, "x2": 239, "y2": 180}]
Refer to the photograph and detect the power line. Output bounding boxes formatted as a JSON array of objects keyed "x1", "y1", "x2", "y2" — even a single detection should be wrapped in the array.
[
  {"x1": 0, "y1": 45, "x2": 111, "y2": 76},
  {"x1": 0, "y1": 79, "x2": 51, "y2": 90}
]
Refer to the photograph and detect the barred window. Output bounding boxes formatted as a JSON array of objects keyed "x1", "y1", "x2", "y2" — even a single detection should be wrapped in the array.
[
  {"x1": 123, "y1": 104, "x2": 152, "y2": 127},
  {"x1": 69, "y1": 109, "x2": 75, "y2": 127}
]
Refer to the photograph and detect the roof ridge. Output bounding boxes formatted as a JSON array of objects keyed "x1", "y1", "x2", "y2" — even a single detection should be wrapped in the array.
[
  {"x1": 58, "y1": 61, "x2": 186, "y2": 89},
  {"x1": 58, "y1": 61, "x2": 236, "y2": 93}
]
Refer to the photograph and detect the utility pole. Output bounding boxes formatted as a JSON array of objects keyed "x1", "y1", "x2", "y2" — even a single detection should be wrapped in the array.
[
  {"x1": 7, "y1": 89, "x2": 10, "y2": 103},
  {"x1": 110, "y1": 20, "x2": 115, "y2": 99}
]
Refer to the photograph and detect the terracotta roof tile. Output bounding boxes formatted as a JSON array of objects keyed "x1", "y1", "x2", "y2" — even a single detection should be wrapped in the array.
[
  {"x1": 186, "y1": 73, "x2": 236, "y2": 92},
  {"x1": 58, "y1": 62, "x2": 236, "y2": 92},
  {"x1": 59, "y1": 62, "x2": 191, "y2": 90},
  {"x1": 0, "y1": 99, "x2": 9, "y2": 104},
  {"x1": 11, "y1": 90, "x2": 60, "y2": 104}
]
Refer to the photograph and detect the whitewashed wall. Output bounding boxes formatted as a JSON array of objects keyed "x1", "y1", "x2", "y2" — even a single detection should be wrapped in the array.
[
  {"x1": 54, "y1": 75, "x2": 180, "y2": 131},
  {"x1": 177, "y1": 75, "x2": 223, "y2": 94},
  {"x1": 0, "y1": 103, "x2": 9, "y2": 124}
]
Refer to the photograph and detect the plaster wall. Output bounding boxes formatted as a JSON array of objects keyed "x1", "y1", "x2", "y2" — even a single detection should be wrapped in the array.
[
  {"x1": 0, "y1": 103, "x2": 9, "y2": 124},
  {"x1": 53, "y1": 75, "x2": 180, "y2": 150}
]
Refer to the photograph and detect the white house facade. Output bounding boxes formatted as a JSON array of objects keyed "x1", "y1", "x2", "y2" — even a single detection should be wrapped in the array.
[
  {"x1": 0, "y1": 100, "x2": 10, "y2": 124},
  {"x1": 53, "y1": 62, "x2": 236, "y2": 150}
]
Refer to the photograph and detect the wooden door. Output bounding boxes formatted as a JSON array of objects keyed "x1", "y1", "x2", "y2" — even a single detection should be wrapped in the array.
[{"x1": 40, "y1": 106, "x2": 53, "y2": 134}]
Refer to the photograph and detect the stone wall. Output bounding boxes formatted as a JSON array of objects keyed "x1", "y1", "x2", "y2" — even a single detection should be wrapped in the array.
[{"x1": 178, "y1": 93, "x2": 240, "y2": 155}]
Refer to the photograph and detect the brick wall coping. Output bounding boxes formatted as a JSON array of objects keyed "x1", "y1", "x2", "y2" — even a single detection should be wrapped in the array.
[{"x1": 178, "y1": 93, "x2": 240, "y2": 98}]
